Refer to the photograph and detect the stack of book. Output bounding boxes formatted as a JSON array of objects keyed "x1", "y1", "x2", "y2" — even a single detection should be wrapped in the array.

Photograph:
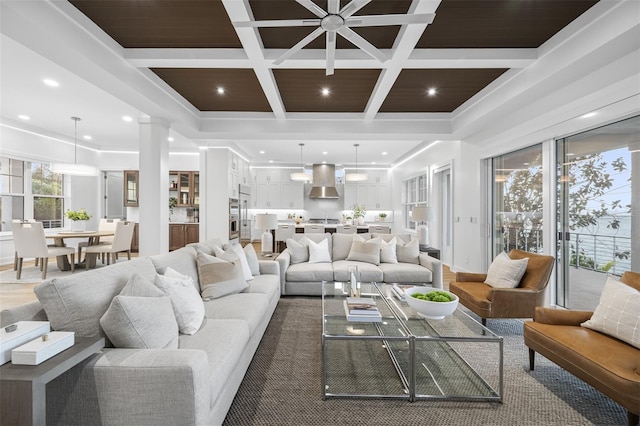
[{"x1": 343, "y1": 297, "x2": 382, "y2": 322}]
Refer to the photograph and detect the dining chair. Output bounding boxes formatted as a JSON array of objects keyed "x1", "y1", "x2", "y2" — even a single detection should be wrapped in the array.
[
  {"x1": 12, "y1": 222, "x2": 76, "y2": 279},
  {"x1": 336, "y1": 224, "x2": 357, "y2": 234},
  {"x1": 77, "y1": 218, "x2": 120, "y2": 263},
  {"x1": 275, "y1": 224, "x2": 295, "y2": 253},
  {"x1": 84, "y1": 221, "x2": 135, "y2": 268}
]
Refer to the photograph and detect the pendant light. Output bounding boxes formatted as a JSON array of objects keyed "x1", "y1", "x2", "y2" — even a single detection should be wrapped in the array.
[
  {"x1": 51, "y1": 117, "x2": 99, "y2": 176},
  {"x1": 290, "y1": 143, "x2": 313, "y2": 182},
  {"x1": 345, "y1": 143, "x2": 368, "y2": 182}
]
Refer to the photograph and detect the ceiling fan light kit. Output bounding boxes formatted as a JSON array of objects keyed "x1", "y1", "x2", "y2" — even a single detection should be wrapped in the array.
[{"x1": 236, "y1": 0, "x2": 435, "y2": 75}]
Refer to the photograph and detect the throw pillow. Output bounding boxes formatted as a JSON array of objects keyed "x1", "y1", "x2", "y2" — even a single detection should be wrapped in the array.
[
  {"x1": 286, "y1": 237, "x2": 309, "y2": 264},
  {"x1": 346, "y1": 238, "x2": 382, "y2": 265},
  {"x1": 581, "y1": 276, "x2": 640, "y2": 349},
  {"x1": 120, "y1": 273, "x2": 166, "y2": 297},
  {"x1": 308, "y1": 238, "x2": 332, "y2": 263},
  {"x1": 100, "y1": 295, "x2": 179, "y2": 349},
  {"x1": 484, "y1": 252, "x2": 528, "y2": 288},
  {"x1": 216, "y1": 244, "x2": 253, "y2": 281},
  {"x1": 380, "y1": 237, "x2": 398, "y2": 264},
  {"x1": 196, "y1": 252, "x2": 248, "y2": 299},
  {"x1": 155, "y1": 267, "x2": 205, "y2": 335},
  {"x1": 243, "y1": 243, "x2": 261, "y2": 276},
  {"x1": 396, "y1": 238, "x2": 420, "y2": 264}
]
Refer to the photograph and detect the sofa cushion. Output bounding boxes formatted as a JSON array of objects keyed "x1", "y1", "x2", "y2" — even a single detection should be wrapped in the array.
[
  {"x1": 347, "y1": 238, "x2": 382, "y2": 265},
  {"x1": 286, "y1": 237, "x2": 309, "y2": 264},
  {"x1": 150, "y1": 247, "x2": 200, "y2": 292},
  {"x1": 396, "y1": 238, "x2": 420, "y2": 264},
  {"x1": 581, "y1": 276, "x2": 640, "y2": 349},
  {"x1": 34, "y1": 257, "x2": 157, "y2": 338},
  {"x1": 243, "y1": 274, "x2": 280, "y2": 306},
  {"x1": 155, "y1": 267, "x2": 205, "y2": 335},
  {"x1": 243, "y1": 243, "x2": 261, "y2": 276},
  {"x1": 380, "y1": 237, "x2": 398, "y2": 264},
  {"x1": 332, "y1": 260, "x2": 383, "y2": 283},
  {"x1": 286, "y1": 262, "x2": 334, "y2": 282},
  {"x1": 308, "y1": 238, "x2": 332, "y2": 263},
  {"x1": 378, "y1": 262, "x2": 432, "y2": 284},
  {"x1": 484, "y1": 252, "x2": 528, "y2": 288},
  {"x1": 332, "y1": 233, "x2": 367, "y2": 261},
  {"x1": 196, "y1": 252, "x2": 248, "y2": 299},
  {"x1": 100, "y1": 295, "x2": 179, "y2": 349},
  {"x1": 203, "y1": 293, "x2": 271, "y2": 337},
  {"x1": 187, "y1": 238, "x2": 223, "y2": 256},
  {"x1": 218, "y1": 243, "x2": 253, "y2": 281}
]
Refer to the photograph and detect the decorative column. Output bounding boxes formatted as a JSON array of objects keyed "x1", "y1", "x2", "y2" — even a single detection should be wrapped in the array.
[
  {"x1": 630, "y1": 142, "x2": 640, "y2": 271},
  {"x1": 138, "y1": 117, "x2": 170, "y2": 256}
]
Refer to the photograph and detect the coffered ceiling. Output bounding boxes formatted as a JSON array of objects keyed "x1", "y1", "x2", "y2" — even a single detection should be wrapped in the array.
[{"x1": 1, "y1": 0, "x2": 605, "y2": 166}]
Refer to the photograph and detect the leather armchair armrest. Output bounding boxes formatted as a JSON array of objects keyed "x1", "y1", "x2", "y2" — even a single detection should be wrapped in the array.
[
  {"x1": 455, "y1": 272, "x2": 487, "y2": 282},
  {"x1": 487, "y1": 287, "x2": 537, "y2": 302},
  {"x1": 533, "y1": 306, "x2": 593, "y2": 325}
]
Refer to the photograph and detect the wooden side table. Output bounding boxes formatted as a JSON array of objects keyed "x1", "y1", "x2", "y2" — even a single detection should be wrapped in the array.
[{"x1": 0, "y1": 336, "x2": 104, "y2": 426}]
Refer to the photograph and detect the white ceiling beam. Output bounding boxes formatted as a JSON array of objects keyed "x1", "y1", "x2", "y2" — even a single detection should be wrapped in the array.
[
  {"x1": 221, "y1": 0, "x2": 286, "y2": 119},
  {"x1": 125, "y1": 48, "x2": 536, "y2": 69},
  {"x1": 364, "y1": 0, "x2": 441, "y2": 120}
]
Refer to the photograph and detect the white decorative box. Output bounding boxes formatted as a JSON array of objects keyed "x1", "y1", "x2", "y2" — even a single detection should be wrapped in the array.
[
  {"x1": 11, "y1": 332, "x2": 75, "y2": 365},
  {"x1": 0, "y1": 321, "x2": 50, "y2": 365}
]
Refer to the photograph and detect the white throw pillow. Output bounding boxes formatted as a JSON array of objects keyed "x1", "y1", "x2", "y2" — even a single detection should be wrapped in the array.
[
  {"x1": 396, "y1": 238, "x2": 419, "y2": 264},
  {"x1": 286, "y1": 237, "x2": 309, "y2": 264},
  {"x1": 484, "y1": 252, "x2": 528, "y2": 288},
  {"x1": 581, "y1": 276, "x2": 640, "y2": 349},
  {"x1": 243, "y1": 243, "x2": 261, "y2": 276},
  {"x1": 308, "y1": 238, "x2": 332, "y2": 263},
  {"x1": 216, "y1": 244, "x2": 253, "y2": 281},
  {"x1": 380, "y1": 237, "x2": 398, "y2": 264},
  {"x1": 155, "y1": 267, "x2": 205, "y2": 335},
  {"x1": 196, "y1": 251, "x2": 248, "y2": 299}
]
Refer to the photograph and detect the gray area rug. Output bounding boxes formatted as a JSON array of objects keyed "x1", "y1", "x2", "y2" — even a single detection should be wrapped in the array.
[{"x1": 223, "y1": 297, "x2": 627, "y2": 426}]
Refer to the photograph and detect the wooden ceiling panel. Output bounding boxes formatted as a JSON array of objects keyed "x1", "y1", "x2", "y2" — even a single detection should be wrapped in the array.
[
  {"x1": 418, "y1": 0, "x2": 599, "y2": 48},
  {"x1": 380, "y1": 69, "x2": 508, "y2": 113},
  {"x1": 250, "y1": 0, "x2": 411, "y2": 49},
  {"x1": 70, "y1": 0, "x2": 242, "y2": 48},
  {"x1": 274, "y1": 69, "x2": 381, "y2": 112},
  {"x1": 151, "y1": 69, "x2": 272, "y2": 112}
]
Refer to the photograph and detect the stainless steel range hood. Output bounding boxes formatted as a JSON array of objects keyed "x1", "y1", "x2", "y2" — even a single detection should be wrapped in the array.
[{"x1": 308, "y1": 164, "x2": 339, "y2": 199}]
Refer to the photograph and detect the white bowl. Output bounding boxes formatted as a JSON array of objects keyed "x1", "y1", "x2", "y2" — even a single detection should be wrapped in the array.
[{"x1": 404, "y1": 287, "x2": 459, "y2": 320}]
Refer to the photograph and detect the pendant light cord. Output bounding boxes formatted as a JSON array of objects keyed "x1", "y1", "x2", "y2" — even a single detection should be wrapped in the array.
[{"x1": 71, "y1": 116, "x2": 81, "y2": 165}]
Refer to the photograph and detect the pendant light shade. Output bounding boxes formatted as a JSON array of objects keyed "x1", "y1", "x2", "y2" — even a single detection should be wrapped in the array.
[
  {"x1": 345, "y1": 143, "x2": 368, "y2": 182},
  {"x1": 51, "y1": 117, "x2": 99, "y2": 177},
  {"x1": 290, "y1": 143, "x2": 313, "y2": 182}
]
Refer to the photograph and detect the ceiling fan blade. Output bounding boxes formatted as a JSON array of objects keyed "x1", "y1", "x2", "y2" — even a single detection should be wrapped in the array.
[
  {"x1": 337, "y1": 27, "x2": 386, "y2": 62},
  {"x1": 273, "y1": 27, "x2": 326, "y2": 66},
  {"x1": 339, "y1": 0, "x2": 371, "y2": 18},
  {"x1": 345, "y1": 13, "x2": 435, "y2": 27},
  {"x1": 327, "y1": 0, "x2": 340, "y2": 14},
  {"x1": 296, "y1": 0, "x2": 328, "y2": 18},
  {"x1": 235, "y1": 19, "x2": 320, "y2": 28},
  {"x1": 326, "y1": 31, "x2": 336, "y2": 75}
]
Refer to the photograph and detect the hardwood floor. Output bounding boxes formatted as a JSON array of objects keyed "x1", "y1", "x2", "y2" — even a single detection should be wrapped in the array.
[{"x1": 0, "y1": 259, "x2": 455, "y2": 311}]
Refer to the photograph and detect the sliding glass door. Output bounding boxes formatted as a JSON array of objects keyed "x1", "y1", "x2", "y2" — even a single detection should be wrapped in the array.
[{"x1": 556, "y1": 116, "x2": 638, "y2": 310}]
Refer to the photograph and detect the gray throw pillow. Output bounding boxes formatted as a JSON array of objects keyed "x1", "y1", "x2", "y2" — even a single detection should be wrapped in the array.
[
  {"x1": 396, "y1": 238, "x2": 420, "y2": 264},
  {"x1": 196, "y1": 252, "x2": 248, "y2": 299},
  {"x1": 346, "y1": 238, "x2": 382, "y2": 265},
  {"x1": 100, "y1": 295, "x2": 179, "y2": 349},
  {"x1": 120, "y1": 273, "x2": 166, "y2": 297},
  {"x1": 243, "y1": 243, "x2": 261, "y2": 276},
  {"x1": 286, "y1": 237, "x2": 309, "y2": 264}
]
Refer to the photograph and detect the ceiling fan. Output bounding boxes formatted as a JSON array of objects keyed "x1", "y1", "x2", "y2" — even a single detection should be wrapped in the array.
[{"x1": 235, "y1": 0, "x2": 435, "y2": 75}]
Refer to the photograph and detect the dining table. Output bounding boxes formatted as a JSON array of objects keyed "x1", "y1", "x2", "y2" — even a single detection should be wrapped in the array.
[{"x1": 46, "y1": 230, "x2": 114, "y2": 271}]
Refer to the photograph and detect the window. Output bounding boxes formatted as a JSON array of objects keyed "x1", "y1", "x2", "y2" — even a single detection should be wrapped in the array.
[
  {"x1": 403, "y1": 174, "x2": 428, "y2": 229},
  {"x1": 31, "y1": 162, "x2": 64, "y2": 228},
  {"x1": 0, "y1": 157, "x2": 25, "y2": 231}
]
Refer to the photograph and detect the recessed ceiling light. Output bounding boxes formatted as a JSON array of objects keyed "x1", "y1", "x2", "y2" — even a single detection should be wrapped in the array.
[
  {"x1": 217, "y1": 87, "x2": 225, "y2": 95},
  {"x1": 43, "y1": 78, "x2": 59, "y2": 87},
  {"x1": 523, "y1": 162, "x2": 529, "y2": 166},
  {"x1": 122, "y1": 116, "x2": 133, "y2": 122},
  {"x1": 321, "y1": 87, "x2": 330, "y2": 96},
  {"x1": 269, "y1": 160, "x2": 274, "y2": 163},
  {"x1": 372, "y1": 162, "x2": 377, "y2": 165},
  {"x1": 580, "y1": 112, "x2": 597, "y2": 119},
  {"x1": 427, "y1": 87, "x2": 437, "y2": 96},
  {"x1": 322, "y1": 160, "x2": 327, "y2": 164},
  {"x1": 259, "y1": 150, "x2": 265, "y2": 154},
  {"x1": 83, "y1": 135, "x2": 92, "y2": 140},
  {"x1": 322, "y1": 151, "x2": 328, "y2": 155},
  {"x1": 381, "y1": 152, "x2": 388, "y2": 156},
  {"x1": 168, "y1": 137, "x2": 174, "y2": 142},
  {"x1": 18, "y1": 114, "x2": 30, "y2": 120}
]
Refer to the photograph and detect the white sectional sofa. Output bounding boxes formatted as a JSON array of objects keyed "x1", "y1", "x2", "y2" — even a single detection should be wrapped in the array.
[
  {"x1": 275, "y1": 233, "x2": 443, "y2": 296},
  {"x1": 0, "y1": 239, "x2": 280, "y2": 426}
]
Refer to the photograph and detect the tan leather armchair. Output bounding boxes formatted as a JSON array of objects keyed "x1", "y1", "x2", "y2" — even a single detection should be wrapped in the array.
[{"x1": 449, "y1": 249, "x2": 555, "y2": 326}]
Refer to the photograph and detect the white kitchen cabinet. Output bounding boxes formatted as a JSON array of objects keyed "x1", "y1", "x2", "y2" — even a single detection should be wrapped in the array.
[
  {"x1": 280, "y1": 181, "x2": 304, "y2": 209},
  {"x1": 255, "y1": 181, "x2": 282, "y2": 208},
  {"x1": 344, "y1": 170, "x2": 391, "y2": 210}
]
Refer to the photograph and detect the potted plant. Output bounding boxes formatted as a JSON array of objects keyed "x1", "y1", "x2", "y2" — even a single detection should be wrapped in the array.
[
  {"x1": 379, "y1": 212, "x2": 387, "y2": 222},
  {"x1": 66, "y1": 208, "x2": 92, "y2": 232},
  {"x1": 169, "y1": 197, "x2": 178, "y2": 221},
  {"x1": 352, "y1": 204, "x2": 367, "y2": 225}
]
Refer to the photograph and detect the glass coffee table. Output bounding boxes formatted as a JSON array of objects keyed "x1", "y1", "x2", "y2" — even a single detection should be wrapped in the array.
[{"x1": 322, "y1": 281, "x2": 503, "y2": 402}]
